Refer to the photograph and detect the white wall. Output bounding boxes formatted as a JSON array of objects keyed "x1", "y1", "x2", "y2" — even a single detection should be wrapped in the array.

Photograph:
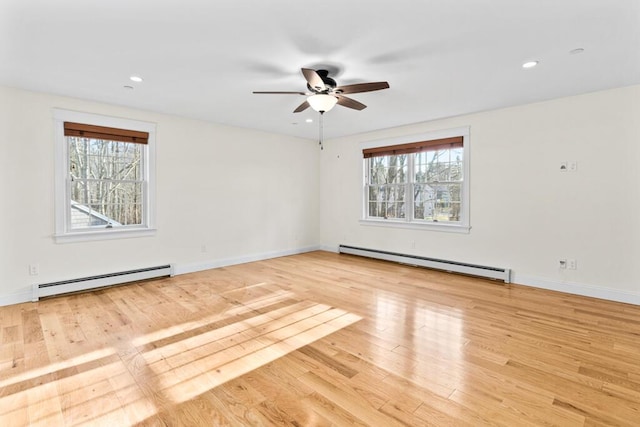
[
  {"x1": 2, "y1": 84, "x2": 639, "y2": 306},
  {"x1": 0, "y1": 86, "x2": 320, "y2": 304},
  {"x1": 319, "y1": 85, "x2": 640, "y2": 304}
]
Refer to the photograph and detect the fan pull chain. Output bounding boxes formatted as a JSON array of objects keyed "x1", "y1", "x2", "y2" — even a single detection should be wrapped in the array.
[{"x1": 319, "y1": 111, "x2": 324, "y2": 150}]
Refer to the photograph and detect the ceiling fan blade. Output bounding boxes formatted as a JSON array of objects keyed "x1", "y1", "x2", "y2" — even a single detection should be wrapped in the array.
[
  {"x1": 336, "y1": 95, "x2": 367, "y2": 111},
  {"x1": 253, "y1": 91, "x2": 308, "y2": 95},
  {"x1": 293, "y1": 100, "x2": 310, "y2": 113},
  {"x1": 301, "y1": 68, "x2": 326, "y2": 92},
  {"x1": 334, "y1": 82, "x2": 390, "y2": 94}
]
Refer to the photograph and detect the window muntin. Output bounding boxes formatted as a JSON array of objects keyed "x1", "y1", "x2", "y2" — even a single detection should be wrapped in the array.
[{"x1": 362, "y1": 129, "x2": 469, "y2": 230}]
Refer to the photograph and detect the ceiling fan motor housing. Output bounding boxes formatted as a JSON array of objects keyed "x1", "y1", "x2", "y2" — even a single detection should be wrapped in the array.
[{"x1": 307, "y1": 69, "x2": 337, "y2": 93}]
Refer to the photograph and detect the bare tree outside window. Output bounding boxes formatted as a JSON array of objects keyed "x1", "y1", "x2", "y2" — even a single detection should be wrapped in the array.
[
  {"x1": 367, "y1": 154, "x2": 407, "y2": 219},
  {"x1": 364, "y1": 140, "x2": 465, "y2": 225},
  {"x1": 414, "y1": 148, "x2": 463, "y2": 222},
  {"x1": 68, "y1": 137, "x2": 144, "y2": 228}
]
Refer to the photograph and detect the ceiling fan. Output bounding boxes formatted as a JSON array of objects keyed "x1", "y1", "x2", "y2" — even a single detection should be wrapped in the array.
[{"x1": 253, "y1": 68, "x2": 390, "y2": 114}]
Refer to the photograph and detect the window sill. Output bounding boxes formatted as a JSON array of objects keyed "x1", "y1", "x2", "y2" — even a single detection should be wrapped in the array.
[
  {"x1": 54, "y1": 227, "x2": 157, "y2": 244},
  {"x1": 359, "y1": 219, "x2": 470, "y2": 234}
]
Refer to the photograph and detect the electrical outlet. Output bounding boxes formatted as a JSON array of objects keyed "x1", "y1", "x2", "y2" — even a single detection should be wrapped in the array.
[
  {"x1": 568, "y1": 259, "x2": 577, "y2": 270},
  {"x1": 559, "y1": 259, "x2": 567, "y2": 269},
  {"x1": 29, "y1": 263, "x2": 39, "y2": 276},
  {"x1": 569, "y1": 161, "x2": 577, "y2": 172}
]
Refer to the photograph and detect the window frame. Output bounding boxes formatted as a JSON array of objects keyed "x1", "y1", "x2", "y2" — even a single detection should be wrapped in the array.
[
  {"x1": 360, "y1": 126, "x2": 470, "y2": 233},
  {"x1": 53, "y1": 109, "x2": 157, "y2": 243}
]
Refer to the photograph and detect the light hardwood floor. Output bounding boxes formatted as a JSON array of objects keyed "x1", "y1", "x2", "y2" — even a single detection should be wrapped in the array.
[{"x1": 1, "y1": 251, "x2": 640, "y2": 426}]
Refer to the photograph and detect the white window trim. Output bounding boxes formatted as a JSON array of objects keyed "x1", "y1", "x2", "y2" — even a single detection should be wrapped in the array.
[
  {"x1": 53, "y1": 109, "x2": 157, "y2": 243},
  {"x1": 360, "y1": 126, "x2": 471, "y2": 233}
]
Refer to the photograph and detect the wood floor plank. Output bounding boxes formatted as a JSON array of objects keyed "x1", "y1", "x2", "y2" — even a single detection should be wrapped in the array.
[
  {"x1": 298, "y1": 370, "x2": 405, "y2": 426},
  {"x1": 1, "y1": 251, "x2": 640, "y2": 426}
]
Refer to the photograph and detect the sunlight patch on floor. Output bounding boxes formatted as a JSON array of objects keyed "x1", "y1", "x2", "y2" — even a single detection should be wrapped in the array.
[
  {"x1": 0, "y1": 357, "x2": 157, "y2": 426},
  {"x1": 0, "y1": 282, "x2": 361, "y2": 425},
  {"x1": 0, "y1": 347, "x2": 115, "y2": 390},
  {"x1": 131, "y1": 288, "x2": 296, "y2": 348},
  {"x1": 149, "y1": 304, "x2": 362, "y2": 404}
]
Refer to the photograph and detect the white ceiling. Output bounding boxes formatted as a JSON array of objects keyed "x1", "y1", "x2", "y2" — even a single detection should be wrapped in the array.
[{"x1": 2, "y1": 0, "x2": 639, "y2": 140}]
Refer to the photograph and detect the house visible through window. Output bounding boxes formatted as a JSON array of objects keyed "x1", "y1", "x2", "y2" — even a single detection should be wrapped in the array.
[
  {"x1": 362, "y1": 128, "x2": 469, "y2": 232},
  {"x1": 53, "y1": 110, "x2": 156, "y2": 242}
]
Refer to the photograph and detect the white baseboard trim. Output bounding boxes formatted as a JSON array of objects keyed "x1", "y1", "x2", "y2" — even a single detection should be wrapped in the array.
[
  {"x1": 0, "y1": 290, "x2": 34, "y2": 307},
  {"x1": 0, "y1": 246, "x2": 321, "y2": 307},
  {"x1": 325, "y1": 246, "x2": 639, "y2": 306},
  {"x1": 172, "y1": 245, "x2": 322, "y2": 276},
  {"x1": 513, "y1": 274, "x2": 640, "y2": 306},
  {"x1": 3, "y1": 250, "x2": 637, "y2": 308}
]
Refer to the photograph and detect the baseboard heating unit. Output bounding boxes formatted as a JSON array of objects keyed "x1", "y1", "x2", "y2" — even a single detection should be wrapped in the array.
[
  {"x1": 32, "y1": 265, "x2": 173, "y2": 301},
  {"x1": 339, "y1": 245, "x2": 510, "y2": 283}
]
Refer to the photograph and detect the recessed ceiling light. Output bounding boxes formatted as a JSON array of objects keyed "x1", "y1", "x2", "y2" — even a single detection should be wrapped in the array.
[
  {"x1": 570, "y1": 48, "x2": 585, "y2": 55},
  {"x1": 305, "y1": 118, "x2": 313, "y2": 123},
  {"x1": 129, "y1": 75, "x2": 143, "y2": 83},
  {"x1": 522, "y1": 61, "x2": 538, "y2": 69}
]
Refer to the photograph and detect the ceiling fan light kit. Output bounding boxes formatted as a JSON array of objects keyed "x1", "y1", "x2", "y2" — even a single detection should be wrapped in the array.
[{"x1": 307, "y1": 94, "x2": 338, "y2": 113}]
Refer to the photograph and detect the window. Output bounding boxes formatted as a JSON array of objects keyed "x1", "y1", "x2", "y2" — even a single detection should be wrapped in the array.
[
  {"x1": 361, "y1": 128, "x2": 470, "y2": 232},
  {"x1": 53, "y1": 110, "x2": 156, "y2": 242}
]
